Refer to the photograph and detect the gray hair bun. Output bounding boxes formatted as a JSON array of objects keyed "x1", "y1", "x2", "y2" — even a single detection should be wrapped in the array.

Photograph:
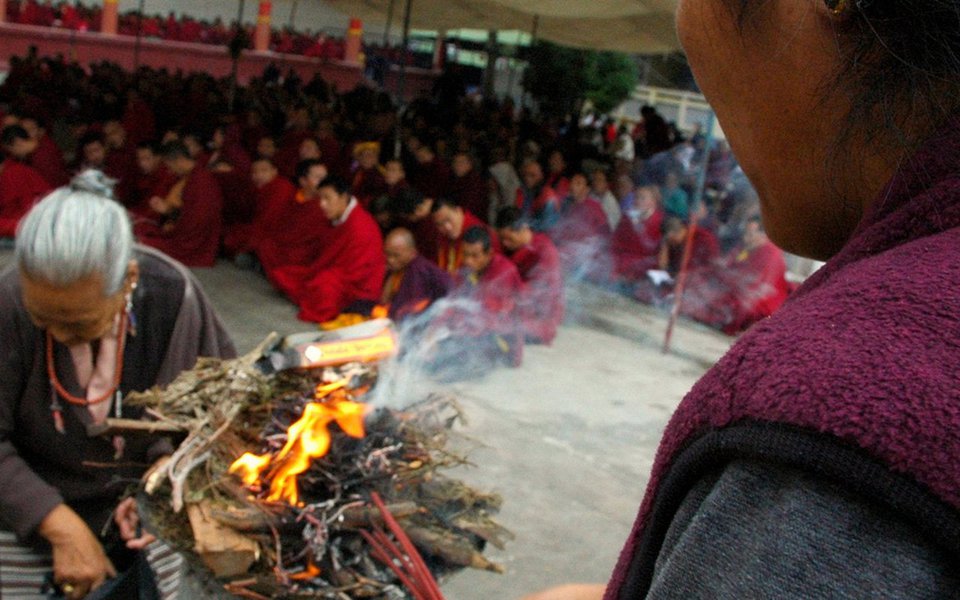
[{"x1": 70, "y1": 169, "x2": 118, "y2": 200}]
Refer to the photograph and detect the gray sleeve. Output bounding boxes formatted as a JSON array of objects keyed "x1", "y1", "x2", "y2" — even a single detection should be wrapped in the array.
[{"x1": 647, "y1": 460, "x2": 960, "y2": 599}]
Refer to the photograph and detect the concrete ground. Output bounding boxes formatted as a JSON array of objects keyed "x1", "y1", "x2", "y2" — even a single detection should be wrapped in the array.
[{"x1": 2, "y1": 250, "x2": 734, "y2": 598}]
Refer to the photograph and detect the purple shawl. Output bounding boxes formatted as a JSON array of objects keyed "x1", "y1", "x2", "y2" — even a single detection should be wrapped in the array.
[{"x1": 607, "y1": 121, "x2": 960, "y2": 597}]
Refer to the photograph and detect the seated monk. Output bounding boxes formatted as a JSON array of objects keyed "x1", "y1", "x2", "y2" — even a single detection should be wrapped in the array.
[
  {"x1": 272, "y1": 175, "x2": 386, "y2": 323},
  {"x1": 551, "y1": 171, "x2": 613, "y2": 279},
  {"x1": 382, "y1": 228, "x2": 453, "y2": 320},
  {"x1": 431, "y1": 197, "x2": 501, "y2": 276},
  {"x1": 258, "y1": 159, "x2": 331, "y2": 277},
  {"x1": 611, "y1": 184, "x2": 665, "y2": 284},
  {"x1": 0, "y1": 125, "x2": 51, "y2": 238},
  {"x1": 383, "y1": 159, "x2": 411, "y2": 200},
  {"x1": 449, "y1": 151, "x2": 489, "y2": 223},
  {"x1": 223, "y1": 158, "x2": 296, "y2": 258},
  {"x1": 126, "y1": 141, "x2": 177, "y2": 217},
  {"x1": 428, "y1": 226, "x2": 524, "y2": 380},
  {"x1": 681, "y1": 217, "x2": 792, "y2": 335},
  {"x1": 391, "y1": 188, "x2": 441, "y2": 262},
  {"x1": 658, "y1": 215, "x2": 721, "y2": 277},
  {"x1": 135, "y1": 141, "x2": 223, "y2": 267},
  {"x1": 496, "y1": 206, "x2": 565, "y2": 345},
  {"x1": 18, "y1": 115, "x2": 68, "y2": 188},
  {"x1": 409, "y1": 141, "x2": 452, "y2": 201},
  {"x1": 350, "y1": 141, "x2": 387, "y2": 209}
]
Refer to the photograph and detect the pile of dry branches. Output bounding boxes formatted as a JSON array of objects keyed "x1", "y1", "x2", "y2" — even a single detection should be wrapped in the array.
[{"x1": 124, "y1": 339, "x2": 510, "y2": 599}]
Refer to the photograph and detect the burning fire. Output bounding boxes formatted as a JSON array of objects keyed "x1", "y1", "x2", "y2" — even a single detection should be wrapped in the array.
[{"x1": 229, "y1": 381, "x2": 368, "y2": 506}]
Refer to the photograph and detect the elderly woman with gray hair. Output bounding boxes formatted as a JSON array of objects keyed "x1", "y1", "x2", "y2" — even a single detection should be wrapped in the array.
[{"x1": 0, "y1": 171, "x2": 236, "y2": 599}]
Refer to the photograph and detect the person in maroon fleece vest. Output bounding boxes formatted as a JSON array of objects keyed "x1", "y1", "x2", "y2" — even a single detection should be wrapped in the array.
[{"x1": 526, "y1": 1, "x2": 960, "y2": 598}]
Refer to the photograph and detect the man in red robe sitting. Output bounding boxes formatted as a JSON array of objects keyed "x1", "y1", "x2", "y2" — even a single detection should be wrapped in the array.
[
  {"x1": 611, "y1": 184, "x2": 664, "y2": 285},
  {"x1": 350, "y1": 141, "x2": 387, "y2": 209},
  {"x1": 551, "y1": 171, "x2": 613, "y2": 280},
  {"x1": 391, "y1": 188, "x2": 440, "y2": 262},
  {"x1": 18, "y1": 115, "x2": 68, "y2": 188},
  {"x1": 135, "y1": 140, "x2": 223, "y2": 267},
  {"x1": 381, "y1": 228, "x2": 453, "y2": 321},
  {"x1": 258, "y1": 159, "x2": 331, "y2": 281},
  {"x1": 428, "y1": 226, "x2": 525, "y2": 380},
  {"x1": 431, "y1": 197, "x2": 500, "y2": 276},
  {"x1": 126, "y1": 141, "x2": 177, "y2": 216},
  {"x1": 681, "y1": 217, "x2": 791, "y2": 334},
  {"x1": 496, "y1": 207, "x2": 565, "y2": 345},
  {"x1": 449, "y1": 151, "x2": 488, "y2": 223},
  {"x1": 0, "y1": 125, "x2": 52, "y2": 239},
  {"x1": 273, "y1": 175, "x2": 386, "y2": 323}
]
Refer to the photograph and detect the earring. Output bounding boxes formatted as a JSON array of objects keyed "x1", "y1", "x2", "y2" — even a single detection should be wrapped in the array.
[{"x1": 824, "y1": 0, "x2": 848, "y2": 15}]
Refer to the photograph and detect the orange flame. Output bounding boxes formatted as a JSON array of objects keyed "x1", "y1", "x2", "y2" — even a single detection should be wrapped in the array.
[
  {"x1": 290, "y1": 560, "x2": 322, "y2": 581},
  {"x1": 371, "y1": 305, "x2": 389, "y2": 319},
  {"x1": 228, "y1": 381, "x2": 368, "y2": 506}
]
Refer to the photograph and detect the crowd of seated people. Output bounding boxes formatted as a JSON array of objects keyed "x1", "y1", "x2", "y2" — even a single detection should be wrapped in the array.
[
  {"x1": 0, "y1": 52, "x2": 793, "y2": 378},
  {"x1": 3, "y1": 0, "x2": 355, "y2": 60}
]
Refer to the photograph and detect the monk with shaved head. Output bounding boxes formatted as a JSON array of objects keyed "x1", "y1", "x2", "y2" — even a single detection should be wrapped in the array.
[{"x1": 382, "y1": 228, "x2": 453, "y2": 320}]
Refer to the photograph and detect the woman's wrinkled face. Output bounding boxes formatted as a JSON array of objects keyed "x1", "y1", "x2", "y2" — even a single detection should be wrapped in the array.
[
  {"x1": 21, "y1": 269, "x2": 133, "y2": 345},
  {"x1": 677, "y1": 0, "x2": 854, "y2": 259}
]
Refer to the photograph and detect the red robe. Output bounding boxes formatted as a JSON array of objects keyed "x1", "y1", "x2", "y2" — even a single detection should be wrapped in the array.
[
  {"x1": 509, "y1": 233, "x2": 565, "y2": 344},
  {"x1": 126, "y1": 164, "x2": 177, "y2": 217},
  {"x1": 681, "y1": 240, "x2": 791, "y2": 335},
  {"x1": 665, "y1": 227, "x2": 720, "y2": 277},
  {"x1": 223, "y1": 175, "x2": 296, "y2": 257},
  {"x1": 436, "y1": 210, "x2": 502, "y2": 275},
  {"x1": 351, "y1": 166, "x2": 387, "y2": 209},
  {"x1": 551, "y1": 196, "x2": 612, "y2": 278},
  {"x1": 611, "y1": 209, "x2": 664, "y2": 282},
  {"x1": 458, "y1": 253, "x2": 525, "y2": 366},
  {"x1": 383, "y1": 254, "x2": 453, "y2": 320},
  {"x1": 271, "y1": 201, "x2": 386, "y2": 323},
  {"x1": 258, "y1": 187, "x2": 330, "y2": 276},
  {"x1": 409, "y1": 157, "x2": 452, "y2": 200},
  {"x1": 28, "y1": 134, "x2": 68, "y2": 188},
  {"x1": 136, "y1": 168, "x2": 223, "y2": 267},
  {"x1": 449, "y1": 170, "x2": 488, "y2": 223},
  {"x1": 0, "y1": 159, "x2": 51, "y2": 237}
]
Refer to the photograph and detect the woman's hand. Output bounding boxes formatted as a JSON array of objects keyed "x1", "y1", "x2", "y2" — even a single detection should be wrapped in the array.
[
  {"x1": 520, "y1": 584, "x2": 606, "y2": 600},
  {"x1": 39, "y1": 504, "x2": 117, "y2": 599},
  {"x1": 115, "y1": 496, "x2": 156, "y2": 550}
]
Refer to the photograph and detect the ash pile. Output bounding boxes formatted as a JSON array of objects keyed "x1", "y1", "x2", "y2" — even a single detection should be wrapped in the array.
[{"x1": 117, "y1": 322, "x2": 511, "y2": 599}]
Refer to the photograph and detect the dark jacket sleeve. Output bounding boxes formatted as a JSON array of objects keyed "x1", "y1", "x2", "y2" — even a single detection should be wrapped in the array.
[
  {"x1": 0, "y1": 273, "x2": 64, "y2": 540},
  {"x1": 647, "y1": 460, "x2": 959, "y2": 599}
]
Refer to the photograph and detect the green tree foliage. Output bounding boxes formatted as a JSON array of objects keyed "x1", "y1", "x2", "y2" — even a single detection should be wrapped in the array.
[{"x1": 522, "y1": 41, "x2": 638, "y2": 117}]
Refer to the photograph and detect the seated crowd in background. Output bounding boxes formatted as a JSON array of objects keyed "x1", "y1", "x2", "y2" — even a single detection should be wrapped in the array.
[{"x1": 0, "y1": 52, "x2": 793, "y2": 377}]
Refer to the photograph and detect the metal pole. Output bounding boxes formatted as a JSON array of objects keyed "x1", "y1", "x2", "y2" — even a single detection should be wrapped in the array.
[
  {"x1": 383, "y1": 0, "x2": 396, "y2": 47},
  {"x1": 229, "y1": 0, "x2": 246, "y2": 112},
  {"x1": 663, "y1": 111, "x2": 716, "y2": 354},
  {"x1": 396, "y1": 0, "x2": 412, "y2": 102},
  {"x1": 288, "y1": 0, "x2": 298, "y2": 29},
  {"x1": 133, "y1": 0, "x2": 145, "y2": 70},
  {"x1": 522, "y1": 14, "x2": 539, "y2": 110}
]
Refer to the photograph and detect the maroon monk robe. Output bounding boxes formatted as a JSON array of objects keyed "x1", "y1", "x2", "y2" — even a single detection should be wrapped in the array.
[
  {"x1": 351, "y1": 166, "x2": 387, "y2": 209},
  {"x1": 611, "y1": 209, "x2": 664, "y2": 282},
  {"x1": 272, "y1": 201, "x2": 386, "y2": 323},
  {"x1": 0, "y1": 159, "x2": 51, "y2": 237},
  {"x1": 681, "y1": 239, "x2": 791, "y2": 335},
  {"x1": 136, "y1": 168, "x2": 223, "y2": 267},
  {"x1": 409, "y1": 157, "x2": 452, "y2": 200},
  {"x1": 223, "y1": 174, "x2": 297, "y2": 257},
  {"x1": 126, "y1": 164, "x2": 177, "y2": 217},
  {"x1": 551, "y1": 196, "x2": 613, "y2": 277},
  {"x1": 449, "y1": 170, "x2": 489, "y2": 223},
  {"x1": 437, "y1": 211, "x2": 502, "y2": 275},
  {"x1": 27, "y1": 134, "x2": 68, "y2": 188},
  {"x1": 664, "y1": 226, "x2": 720, "y2": 277},
  {"x1": 509, "y1": 233, "x2": 565, "y2": 344},
  {"x1": 383, "y1": 254, "x2": 454, "y2": 320},
  {"x1": 462, "y1": 253, "x2": 526, "y2": 366},
  {"x1": 259, "y1": 188, "x2": 331, "y2": 279}
]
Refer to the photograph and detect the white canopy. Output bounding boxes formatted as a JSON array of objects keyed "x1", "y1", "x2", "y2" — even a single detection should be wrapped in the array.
[{"x1": 321, "y1": 0, "x2": 680, "y2": 54}]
